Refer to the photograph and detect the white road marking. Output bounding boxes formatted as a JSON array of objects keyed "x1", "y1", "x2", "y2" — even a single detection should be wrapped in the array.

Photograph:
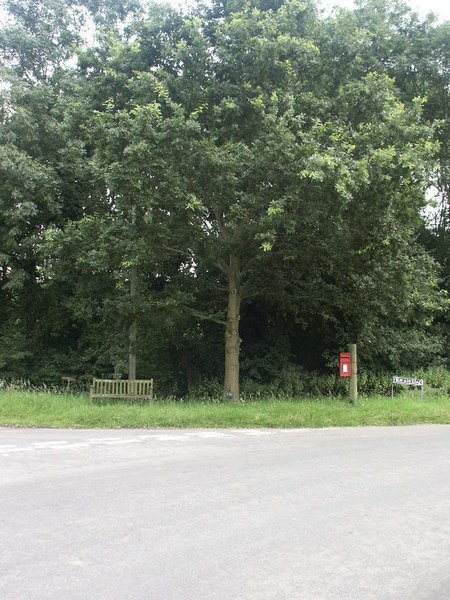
[
  {"x1": 189, "y1": 432, "x2": 233, "y2": 439},
  {"x1": 1, "y1": 447, "x2": 34, "y2": 453},
  {"x1": 32, "y1": 441, "x2": 68, "y2": 447},
  {"x1": 0, "y1": 429, "x2": 295, "y2": 457},
  {"x1": 88, "y1": 438, "x2": 124, "y2": 443},
  {"x1": 63, "y1": 443, "x2": 91, "y2": 449},
  {"x1": 67, "y1": 559, "x2": 84, "y2": 567},
  {"x1": 152, "y1": 435, "x2": 191, "y2": 441},
  {"x1": 101, "y1": 439, "x2": 142, "y2": 445}
]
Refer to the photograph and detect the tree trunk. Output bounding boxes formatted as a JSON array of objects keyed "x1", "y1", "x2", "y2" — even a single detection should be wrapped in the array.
[
  {"x1": 224, "y1": 254, "x2": 241, "y2": 403},
  {"x1": 181, "y1": 353, "x2": 200, "y2": 393},
  {"x1": 128, "y1": 205, "x2": 137, "y2": 381},
  {"x1": 128, "y1": 265, "x2": 137, "y2": 380}
]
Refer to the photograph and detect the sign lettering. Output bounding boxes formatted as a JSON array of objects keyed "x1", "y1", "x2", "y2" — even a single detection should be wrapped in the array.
[{"x1": 392, "y1": 376, "x2": 423, "y2": 386}]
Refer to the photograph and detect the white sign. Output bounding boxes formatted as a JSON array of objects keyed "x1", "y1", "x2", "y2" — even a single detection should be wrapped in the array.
[
  {"x1": 393, "y1": 376, "x2": 423, "y2": 386},
  {"x1": 391, "y1": 376, "x2": 424, "y2": 399}
]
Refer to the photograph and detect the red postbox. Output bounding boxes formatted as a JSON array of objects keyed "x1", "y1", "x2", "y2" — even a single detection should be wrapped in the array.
[{"x1": 339, "y1": 353, "x2": 352, "y2": 377}]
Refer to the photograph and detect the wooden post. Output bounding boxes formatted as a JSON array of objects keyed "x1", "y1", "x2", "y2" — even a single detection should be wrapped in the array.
[{"x1": 348, "y1": 343, "x2": 357, "y2": 404}]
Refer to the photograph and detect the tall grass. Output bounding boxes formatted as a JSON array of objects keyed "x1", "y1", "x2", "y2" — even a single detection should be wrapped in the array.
[{"x1": 2, "y1": 366, "x2": 448, "y2": 400}]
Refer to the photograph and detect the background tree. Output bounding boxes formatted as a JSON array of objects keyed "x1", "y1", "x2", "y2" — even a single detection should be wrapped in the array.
[
  {"x1": 0, "y1": 0, "x2": 447, "y2": 394},
  {"x1": 0, "y1": 0, "x2": 95, "y2": 378}
]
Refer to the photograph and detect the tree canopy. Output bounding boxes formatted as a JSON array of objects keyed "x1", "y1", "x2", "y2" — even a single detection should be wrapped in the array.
[{"x1": 0, "y1": 0, "x2": 448, "y2": 396}]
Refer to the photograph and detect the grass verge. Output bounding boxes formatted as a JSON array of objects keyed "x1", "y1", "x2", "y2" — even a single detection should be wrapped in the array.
[{"x1": 0, "y1": 390, "x2": 449, "y2": 429}]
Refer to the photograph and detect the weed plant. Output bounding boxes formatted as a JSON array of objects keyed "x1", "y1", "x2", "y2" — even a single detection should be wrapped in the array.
[{"x1": 1, "y1": 367, "x2": 448, "y2": 401}]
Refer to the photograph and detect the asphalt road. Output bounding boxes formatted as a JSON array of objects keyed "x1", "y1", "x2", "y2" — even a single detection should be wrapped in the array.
[{"x1": 1, "y1": 425, "x2": 450, "y2": 600}]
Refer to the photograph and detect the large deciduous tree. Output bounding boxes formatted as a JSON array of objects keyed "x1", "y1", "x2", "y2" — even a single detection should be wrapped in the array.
[
  {"x1": 0, "y1": 0, "x2": 95, "y2": 378},
  {"x1": 145, "y1": 0, "x2": 443, "y2": 398}
]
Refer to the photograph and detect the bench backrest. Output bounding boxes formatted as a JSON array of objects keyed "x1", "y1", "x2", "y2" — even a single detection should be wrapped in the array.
[{"x1": 90, "y1": 379, "x2": 154, "y2": 401}]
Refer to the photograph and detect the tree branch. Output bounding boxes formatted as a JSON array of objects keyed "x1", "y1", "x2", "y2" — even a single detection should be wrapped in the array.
[
  {"x1": 190, "y1": 310, "x2": 226, "y2": 327},
  {"x1": 213, "y1": 203, "x2": 231, "y2": 243}
]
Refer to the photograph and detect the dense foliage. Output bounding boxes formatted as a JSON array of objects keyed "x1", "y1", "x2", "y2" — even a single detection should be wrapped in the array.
[{"x1": 0, "y1": 0, "x2": 448, "y2": 398}]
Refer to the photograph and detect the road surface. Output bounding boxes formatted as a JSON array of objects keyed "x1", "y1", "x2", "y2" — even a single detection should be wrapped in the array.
[{"x1": 1, "y1": 425, "x2": 450, "y2": 599}]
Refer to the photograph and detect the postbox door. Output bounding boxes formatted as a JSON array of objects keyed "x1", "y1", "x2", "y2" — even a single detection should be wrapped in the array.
[{"x1": 339, "y1": 353, "x2": 352, "y2": 377}]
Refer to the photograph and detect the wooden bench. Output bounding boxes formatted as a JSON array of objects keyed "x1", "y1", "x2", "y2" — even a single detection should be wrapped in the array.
[{"x1": 90, "y1": 379, "x2": 154, "y2": 403}]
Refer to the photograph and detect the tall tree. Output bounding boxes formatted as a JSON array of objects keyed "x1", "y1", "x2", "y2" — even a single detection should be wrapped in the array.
[
  {"x1": 165, "y1": 0, "x2": 443, "y2": 397},
  {"x1": 0, "y1": 0, "x2": 95, "y2": 378},
  {"x1": 317, "y1": 0, "x2": 449, "y2": 363},
  {"x1": 44, "y1": 15, "x2": 202, "y2": 379}
]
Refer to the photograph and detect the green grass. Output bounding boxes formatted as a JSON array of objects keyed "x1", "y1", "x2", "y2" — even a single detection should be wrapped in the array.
[{"x1": 0, "y1": 390, "x2": 449, "y2": 429}]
